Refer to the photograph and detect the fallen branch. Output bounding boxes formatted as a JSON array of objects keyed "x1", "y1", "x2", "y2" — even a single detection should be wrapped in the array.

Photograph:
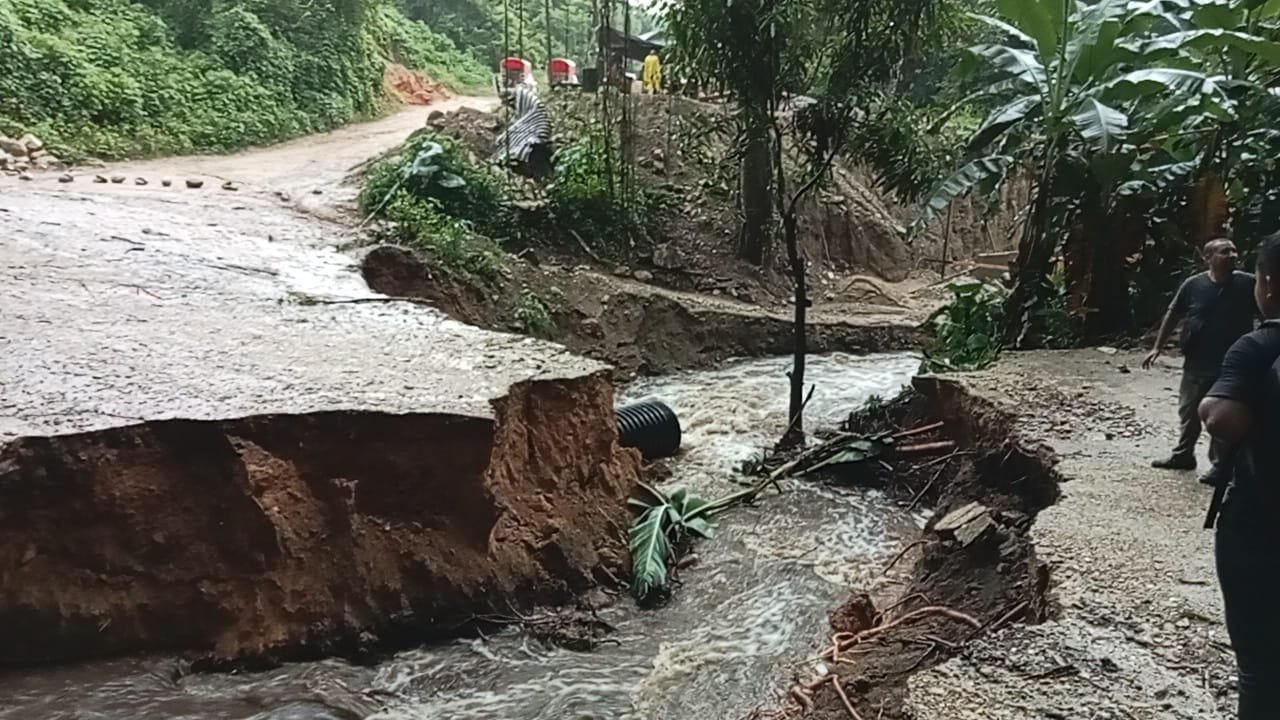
[
  {"x1": 830, "y1": 675, "x2": 865, "y2": 720},
  {"x1": 907, "y1": 455, "x2": 956, "y2": 511},
  {"x1": 890, "y1": 421, "x2": 944, "y2": 441},
  {"x1": 893, "y1": 441, "x2": 956, "y2": 456}
]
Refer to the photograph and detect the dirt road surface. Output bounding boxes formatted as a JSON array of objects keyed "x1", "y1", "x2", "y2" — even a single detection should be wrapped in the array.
[
  {"x1": 0, "y1": 96, "x2": 623, "y2": 444},
  {"x1": 907, "y1": 350, "x2": 1234, "y2": 719}
]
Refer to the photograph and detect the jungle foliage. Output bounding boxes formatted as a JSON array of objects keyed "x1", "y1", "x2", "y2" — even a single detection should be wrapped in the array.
[{"x1": 0, "y1": 0, "x2": 488, "y2": 158}]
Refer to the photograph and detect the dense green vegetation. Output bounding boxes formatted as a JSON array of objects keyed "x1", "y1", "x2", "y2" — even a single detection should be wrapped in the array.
[
  {"x1": 919, "y1": 0, "x2": 1280, "y2": 351},
  {"x1": 0, "y1": 0, "x2": 487, "y2": 158}
]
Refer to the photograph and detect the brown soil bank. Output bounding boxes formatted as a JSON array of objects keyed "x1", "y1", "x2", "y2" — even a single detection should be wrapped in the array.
[
  {"x1": 785, "y1": 375, "x2": 1062, "y2": 720},
  {"x1": 0, "y1": 374, "x2": 640, "y2": 667},
  {"x1": 361, "y1": 245, "x2": 925, "y2": 375}
]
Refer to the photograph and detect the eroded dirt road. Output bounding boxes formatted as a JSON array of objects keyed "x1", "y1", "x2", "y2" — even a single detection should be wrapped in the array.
[
  {"x1": 907, "y1": 350, "x2": 1234, "y2": 719},
  {"x1": 0, "y1": 96, "x2": 619, "y2": 444}
]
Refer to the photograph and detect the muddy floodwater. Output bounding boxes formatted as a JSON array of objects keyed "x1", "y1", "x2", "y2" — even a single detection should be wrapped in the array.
[{"x1": 0, "y1": 352, "x2": 922, "y2": 720}]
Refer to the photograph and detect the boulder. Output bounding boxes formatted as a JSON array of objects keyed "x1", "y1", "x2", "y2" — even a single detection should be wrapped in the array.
[
  {"x1": 0, "y1": 136, "x2": 26, "y2": 157},
  {"x1": 18, "y1": 133, "x2": 44, "y2": 153}
]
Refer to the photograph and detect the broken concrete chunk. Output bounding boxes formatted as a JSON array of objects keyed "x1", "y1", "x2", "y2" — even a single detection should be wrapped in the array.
[
  {"x1": 934, "y1": 501, "x2": 991, "y2": 541},
  {"x1": 953, "y1": 514, "x2": 997, "y2": 547}
]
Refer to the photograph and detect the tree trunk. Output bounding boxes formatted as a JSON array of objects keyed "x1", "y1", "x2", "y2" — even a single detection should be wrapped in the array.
[
  {"x1": 738, "y1": 121, "x2": 772, "y2": 265},
  {"x1": 781, "y1": 209, "x2": 807, "y2": 448},
  {"x1": 1002, "y1": 150, "x2": 1061, "y2": 348}
]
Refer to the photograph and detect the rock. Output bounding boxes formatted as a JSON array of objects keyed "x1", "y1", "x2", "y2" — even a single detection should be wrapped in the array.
[
  {"x1": 135, "y1": 177, "x2": 148, "y2": 186},
  {"x1": 186, "y1": 179, "x2": 204, "y2": 189},
  {"x1": 58, "y1": 173, "x2": 73, "y2": 183},
  {"x1": 31, "y1": 154, "x2": 61, "y2": 171},
  {"x1": 110, "y1": 175, "x2": 126, "y2": 184},
  {"x1": 161, "y1": 179, "x2": 172, "y2": 187},
  {"x1": 221, "y1": 181, "x2": 239, "y2": 191},
  {"x1": 633, "y1": 270, "x2": 654, "y2": 283},
  {"x1": 652, "y1": 243, "x2": 681, "y2": 269},
  {"x1": 934, "y1": 501, "x2": 990, "y2": 539},
  {"x1": 613, "y1": 266, "x2": 631, "y2": 277},
  {"x1": 18, "y1": 133, "x2": 43, "y2": 153},
  {"x1": 311, "y1": 188, "x2": 323, "y2": 195},
  {"x1": 18, "y1": 172, "x2": 31, "y2": 181},
  {"x1": 93, "y1": 175, "x2": 109, "y2": 183},
  {"x1": 954, "y1": 514, "x2": 997, "y2": 547},
  {"x1": 0, "y1": 135, "x2": 26, "y2": 157},
  {"x1": 427, "y1": 110, "x2": 446, "y2": 127}
]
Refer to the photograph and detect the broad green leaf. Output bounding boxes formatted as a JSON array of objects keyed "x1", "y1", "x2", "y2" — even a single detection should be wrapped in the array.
[
  {"x1": 630, "y1": 505, "x2": 672, "y2": 601},
  {"x1": 1192, "y1": 1, "x2": 1244, "y2": 29},
  {"x1": 1062, "y1": 0, "x2": 1130, "y2": 79},
  {"x1": 919, "y1": 156, "x2": 1015, "y2": 227},
  {"x1": 997, "y1": 0, "x2": 1067, "y2": 61},
  {"x1": 970, "y1": 44, "x2": 1050, "y2": 90},
  {"x1": 1147, "y1": 29, "x2": 1280, "y2": 63},
  {"x1": 684, "y1": 517, "x2": 715, "y2": 539},
  {"x1": 970, "y1": 95, "x2": 1042, "y2": 152},
  {"x1": 1099, "y1": 67, "x2": 1209, "y2": 100},
  {"x1": 1071, "y1": 98, "x2": 1129, "y2": 152}
]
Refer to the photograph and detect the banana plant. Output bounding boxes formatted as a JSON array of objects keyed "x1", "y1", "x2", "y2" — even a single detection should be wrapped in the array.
[{"x1": 920, "y1": 0, "x2": 1280, "y2": 346}]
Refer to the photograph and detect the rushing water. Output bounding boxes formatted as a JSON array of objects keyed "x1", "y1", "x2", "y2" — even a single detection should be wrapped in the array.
[{"x1": 0, "y1": 352, "x2": 922, "y2": 720}]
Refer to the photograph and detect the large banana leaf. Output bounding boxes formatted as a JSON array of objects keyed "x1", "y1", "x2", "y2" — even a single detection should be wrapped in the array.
[
  {"x1": 969, "y1": 95, "x2": 1042, "y2": 152},
  {"x1": 970, "y1": 44, "x2": 1049, "y2": 91},
  {"x1": 629, "y1": 505, "x2": 672, "y2": 602},
  {"x1": 1099, "y1": 67, "x2": 1210, "y2": 99},
  {"x1": 1071, "y1": 98, "x2": 1129, "y2": 152},
  {"x1": 996, "y1": 0, "x2": 1067, "y2": 61},
  {"x1": 1145, "y1": 29, "x2": 1280, "y2": 63},
  {"x1": 918, "y1": 155, "x2": 1015, "y2": 227}
]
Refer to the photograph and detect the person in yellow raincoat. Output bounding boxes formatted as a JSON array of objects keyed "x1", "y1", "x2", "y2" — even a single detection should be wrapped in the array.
[{"x1": 642, "y1": 49, "x2": 662, "y2": 94}]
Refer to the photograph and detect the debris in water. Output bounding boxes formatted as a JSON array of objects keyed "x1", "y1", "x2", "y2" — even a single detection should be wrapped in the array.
[{"x1": 186, "y1": 179, "x2": 204, "y2": 189}]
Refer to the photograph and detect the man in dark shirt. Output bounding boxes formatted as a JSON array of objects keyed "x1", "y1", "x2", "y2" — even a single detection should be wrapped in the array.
[
  {"x1": 1143, "y1": 237, "x2": 1256, "y2": 484},
  {"x1": 1199, "y1": 231, "x2": 1280, "y2": 719}
]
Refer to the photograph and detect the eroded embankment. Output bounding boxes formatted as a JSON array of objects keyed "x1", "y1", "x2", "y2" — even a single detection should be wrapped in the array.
[
  {"x1": 0, "y1": 373, "x2": 640, "y2": 668},
  {"x1": 361, "y1": 245, "x2": 923, "y2": 376},
  {"x1": 788, "y1": 375, "x2": 1063, "y2": 720}
]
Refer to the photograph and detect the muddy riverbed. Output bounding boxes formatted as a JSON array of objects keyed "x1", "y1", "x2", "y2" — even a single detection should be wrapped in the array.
[{"x1": 0, "y1": 352, "x2": 921, "y2": 720}]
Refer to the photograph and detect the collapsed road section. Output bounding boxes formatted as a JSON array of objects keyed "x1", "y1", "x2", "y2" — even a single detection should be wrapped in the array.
[{"x1": 0, "y1": 185, "x2": 640, "y2": 666}]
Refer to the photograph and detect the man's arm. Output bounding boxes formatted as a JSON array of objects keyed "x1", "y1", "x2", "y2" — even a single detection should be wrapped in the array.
[
  {"x1": 1143, "y1": 306, "x2": 1183, "y2": 370},
  {"x1": 1200, "y1": 335, "x2": 1264, "y2": 448}
]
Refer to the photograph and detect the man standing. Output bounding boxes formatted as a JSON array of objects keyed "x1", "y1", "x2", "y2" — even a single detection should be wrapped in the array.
[{"x1": 1143, "y1": 237, "x2": 1257, "y2": 484}]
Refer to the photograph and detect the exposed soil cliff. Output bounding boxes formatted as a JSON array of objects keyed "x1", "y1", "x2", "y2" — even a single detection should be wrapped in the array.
[
  {"x1": 0, "y1": 373, "x2": 640, "y2": 667},
  {"x1": 361, "y1": 244, "x2": 925, "y2": 376}
]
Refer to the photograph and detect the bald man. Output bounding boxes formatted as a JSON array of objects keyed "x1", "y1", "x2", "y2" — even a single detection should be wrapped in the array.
[{"x1": 1144, "y1": 237, "x2": 1257, "y2": 485}]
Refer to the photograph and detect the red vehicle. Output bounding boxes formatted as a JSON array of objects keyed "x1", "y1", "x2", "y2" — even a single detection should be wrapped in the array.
[
  {"x1": 548, "y1": 58, "x2": 579, "y2": 86},
  {"x1": 500, "y1": 57, "x2": 536, "y2": 89}
]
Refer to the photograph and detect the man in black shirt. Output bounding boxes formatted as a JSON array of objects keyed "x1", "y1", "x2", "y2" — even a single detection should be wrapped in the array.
[
  {"x1": 1200, "y1": 232, "x2": 1280, "y2": 719},
  {"x1": 1143, "y1": 237, "x2": 1256, "y2": 484}
]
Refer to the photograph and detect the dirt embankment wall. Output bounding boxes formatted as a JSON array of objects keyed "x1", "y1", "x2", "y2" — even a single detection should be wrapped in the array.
[{"x1": 0, "y1": 373, "x2": 640, "y2": 666}]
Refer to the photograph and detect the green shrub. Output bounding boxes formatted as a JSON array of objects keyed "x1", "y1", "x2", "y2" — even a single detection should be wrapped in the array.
[
  {"x1": 378, "y1": 192, "x2": 504, "y2": 281},
  {"x1": 922, "y1": 281, "x2": 1006, "y2": 372},
  {"x1": 546, "y1": 131, "x2": 675, "y2": 257},
  {"x1": 514, "y1": 290, "x2": 554, "y2": 335},
  {"x1": 361, "y1": 132, "x2": 507, "y2": 231}
]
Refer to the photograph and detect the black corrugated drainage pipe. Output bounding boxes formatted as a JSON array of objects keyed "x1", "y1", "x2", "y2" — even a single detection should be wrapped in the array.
[{"x1": 616, "y1": 400, "x2": 682, "y2": 459}]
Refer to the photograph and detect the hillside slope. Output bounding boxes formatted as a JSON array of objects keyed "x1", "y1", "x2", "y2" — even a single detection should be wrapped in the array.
[{"x1": 0, "y1": 0, "x2": 488, "y2": 159}]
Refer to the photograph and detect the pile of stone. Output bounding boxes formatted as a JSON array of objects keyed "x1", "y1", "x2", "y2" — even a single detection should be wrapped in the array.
[{"x1": 0, "y1": 133, "x2": 62, "y2": 175}]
